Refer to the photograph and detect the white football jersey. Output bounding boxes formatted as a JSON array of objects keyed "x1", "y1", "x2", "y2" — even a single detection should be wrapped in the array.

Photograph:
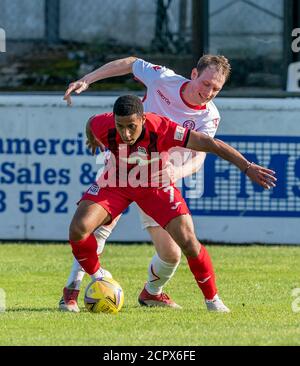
[{"x1": 132, "y1": 58, "x2": 221, "y2": 138}]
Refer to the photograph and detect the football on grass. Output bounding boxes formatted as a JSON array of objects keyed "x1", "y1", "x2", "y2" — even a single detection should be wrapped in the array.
[{"x1": 84, "y1": 277, "x2": 124, "y2": 314}]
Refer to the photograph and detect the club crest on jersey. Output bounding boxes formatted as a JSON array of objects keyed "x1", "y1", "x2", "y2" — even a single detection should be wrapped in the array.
[
  {"x1": 183, "y1": 120, "x2": 196, "y2": 130},
  {"x1": 87, "y1": 184, "x2": 100, "y2": 195},
  {"x1": 137, "y1": 146, "x2": 147, "y2": 155},
  {"x1": 152, "y1": 65, "x2": 162, "y2": 71},
  {"x1": 174, "y1": 125, "x2": 185, "y2": 141},
  {"x1": 213, "y1": 118, "x2": 220, "y2": 128}
]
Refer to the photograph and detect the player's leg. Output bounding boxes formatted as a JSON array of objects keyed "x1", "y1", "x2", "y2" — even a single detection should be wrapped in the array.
[
  {"x1": 59, "y1": 181, "x2": 124, "y2": 312},
  {"x1": 136, "y1": 186, "x2": 229, "y2": 312},
  {"x1": 63, "y1": 219, "x2": 118, "y2": 288},
  {"x1": 58, "y1": 217, "x2": 117, "y2": 312},
  {"x1": 137, "y1": 208, "x2": 181, "y2": 308},
  {"x1": 59, "y1": 199, "x2": 111, "y2": 313},
  {"x1": 165, "y1": 215, "x2": 230, "y2": 312},
  {"x1": 69, "y1": 199, "x2": 111, "y2": 265},
  {"x1": 69, "y1": 187, "x2": 131, "y2": 268},
  {"x1": 62, "y1": 186, "x2": 131, "y2": 313}
]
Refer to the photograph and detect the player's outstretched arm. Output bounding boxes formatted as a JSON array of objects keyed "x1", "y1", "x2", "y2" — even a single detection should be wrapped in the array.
[
  {"x1": 64, "y1": 56, "x2": 138, "y2": 105},
  {"x1": 186, "y1": 130, "x2": 277, "y2": 189}
]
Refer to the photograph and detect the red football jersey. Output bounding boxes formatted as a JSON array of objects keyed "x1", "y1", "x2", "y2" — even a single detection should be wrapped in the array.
[{"x1": 90, "y1": 112, "x2": 191, "y2": 187}]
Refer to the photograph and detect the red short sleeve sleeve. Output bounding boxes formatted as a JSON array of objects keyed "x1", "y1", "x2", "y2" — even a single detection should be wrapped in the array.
[
  {"x1": 157, "y1": 117, "x2": 190, "y2": 152},
  {"x1": 89, "y1": 113, "x2": 114, "y2": 146}
]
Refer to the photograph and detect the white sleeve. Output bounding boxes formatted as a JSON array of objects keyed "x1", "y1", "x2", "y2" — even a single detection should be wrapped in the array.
[
  {"x1": 132, "y1": 58, "x2": 174, "y2": 88},
  {"x1": 196, "y1": 116, "x2": 221, "y2": 138}
]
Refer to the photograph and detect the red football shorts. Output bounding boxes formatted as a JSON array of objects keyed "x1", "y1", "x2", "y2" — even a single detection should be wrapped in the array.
[{"x1": 79, "y1": 184, "x2": 190, "y2": 228}]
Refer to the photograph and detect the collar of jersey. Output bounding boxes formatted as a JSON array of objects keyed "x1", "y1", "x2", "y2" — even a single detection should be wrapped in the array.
[{"x1": 180, "y1": 81, "x2": 207, "y2": 110}]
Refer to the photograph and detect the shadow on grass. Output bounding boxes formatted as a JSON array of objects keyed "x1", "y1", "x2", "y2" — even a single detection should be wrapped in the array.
[
  {"x1": 6, "y1": 307, "x2": 61, "y2": 312},
  {"x1": 4, "y1": 304, "x2": 182, "y2": 314}
]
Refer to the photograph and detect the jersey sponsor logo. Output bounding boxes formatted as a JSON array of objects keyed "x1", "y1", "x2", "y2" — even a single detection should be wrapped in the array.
[
  {"x1": 87, "y1": 184, "x2": 100, "y2": 195},
  {"x1": 157, "y1": 89, "x2": 171, "y2": 105},
  {"x1": 183, "y1": 120, "x2": 196, "y2": 130},
  {"x1": 152, "y1": 65, "x2": 162, "y2": 71},
  {"x1": 174, "y1": 125, "x2": 185, "y2": 141}
]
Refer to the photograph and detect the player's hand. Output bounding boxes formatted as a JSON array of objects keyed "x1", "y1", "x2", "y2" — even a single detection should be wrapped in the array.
[
  {"x1": 150, "y1": 161, "x2": 180, "y2": 187},
  {"x1": 245, "y1": 163, "x2": 277, "y2": 189},
  {"x1": 63, "y1": 80, "x2": 89, "y2": 106},
  {"x1": 86, "y1": 138, "x2": 105, "y2": 155},
  {"x1": 86, "y1": 124, "x2": 105, "y2": 155}
]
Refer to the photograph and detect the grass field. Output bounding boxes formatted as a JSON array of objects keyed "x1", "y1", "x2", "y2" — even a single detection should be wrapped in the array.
[{"x1": 0, "y1": 243, "x2": 300, "y2": 346}]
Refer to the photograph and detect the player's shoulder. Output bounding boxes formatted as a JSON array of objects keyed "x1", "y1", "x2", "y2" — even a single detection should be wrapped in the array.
[
  {"x1": 135, "y1": 58, "x2": 182, "y2": 80},
  {"x1": 91, "y1": 112, "x2": 114, "y2": 124},
  {"x1": 145, "y1": 112, "x2": 175, "y2": 132},
  {"x1": 89, "y1": 112, "x2": 114, "y2": 130},
  {"x1": 145, "y1": 112, "x2": 163, "y2": 127},
  {"x1": 134, "y1": 58, "x2": 167, "y2": 72}
]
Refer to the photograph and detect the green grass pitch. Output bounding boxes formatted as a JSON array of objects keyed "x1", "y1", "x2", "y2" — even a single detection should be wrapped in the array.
[{"x1": 0, "y1": 243, "x2": 300, "y2": 346}]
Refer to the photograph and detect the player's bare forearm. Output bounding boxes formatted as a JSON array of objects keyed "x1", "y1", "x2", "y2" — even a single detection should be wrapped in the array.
[
  {"x1": 186, "y1": 131, "x2": 277, "y2": 189},
  {"x1": 82, "y1": 56, "x2": 137, "y2": 84},
  {"x1": 187, "y1": 130, "x2": 250, "y2": 171},
  {"x1": 64, "y1": 57, "x2": 137, "y2": 105}
]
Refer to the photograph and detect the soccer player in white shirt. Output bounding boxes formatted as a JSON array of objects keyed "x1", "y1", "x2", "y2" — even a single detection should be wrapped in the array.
[{"x1": 61, "y1": 55, "x2": 231, "y2": 313}]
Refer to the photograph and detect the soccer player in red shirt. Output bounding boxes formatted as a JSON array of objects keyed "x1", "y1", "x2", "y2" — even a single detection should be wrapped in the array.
[
  {"x1": 61, "y1": 55, "x2": 231, "y2": 312},
  {"x1": 68, "y1": 95, "x2": 276, "y2": 312}
]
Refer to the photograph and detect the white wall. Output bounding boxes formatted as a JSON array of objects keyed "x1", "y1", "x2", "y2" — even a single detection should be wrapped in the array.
[
  {"x1": 0, "y1": 95, "x2": 299, "y2": 244},
  {"x1": 209, "y1": 0, "x2": 283, "y2": 58},
  {"x1": 60, "y1": 0, "x2": 157, "y2": 46},
  {"x1": 0, "y1": 0, "x2": 45, "y2": 40},
  {"x1": 0, "y1": 0, "x2": 283, "y2": 56}
]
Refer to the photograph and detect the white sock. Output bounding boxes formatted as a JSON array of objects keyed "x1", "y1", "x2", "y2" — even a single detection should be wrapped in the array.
[
  {"x1": 94, "y1": 226, "x2": 111, "y2": 255},
  {"x1": 91, "y1": 269, "x2": 104, "y2": 281},
  {"x1": 145, "y1": 253, "x2": 179, "y2": 295},
  {"x1": 65, "y1": 258, "x2": 86, "y2": 290}
]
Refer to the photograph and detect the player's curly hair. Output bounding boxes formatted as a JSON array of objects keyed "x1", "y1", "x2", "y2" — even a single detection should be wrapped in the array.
[
  {"x1": 113, "y1": 95, "x2": 144, "y2": 116},
  {"x1": 196, "y1": 54, "x2": 231, "y2": 81}
]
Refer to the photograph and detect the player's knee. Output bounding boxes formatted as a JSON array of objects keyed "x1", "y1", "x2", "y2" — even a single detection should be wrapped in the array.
[
  {"x1": 176, "y1": 232, "x2": 199, "y2": 257},
  {"x1": 69, "y1": 219, "x2": 90, "y2": 242},
  {"x1": 162, "y1": 245, "x2": 181, "y2": 264}
]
